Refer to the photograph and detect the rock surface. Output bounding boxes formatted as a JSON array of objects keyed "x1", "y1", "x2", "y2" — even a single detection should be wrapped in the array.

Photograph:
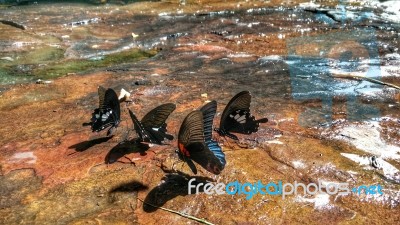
[{"x1": 0, "y1": 0, "x2": 399, "y2": 224}]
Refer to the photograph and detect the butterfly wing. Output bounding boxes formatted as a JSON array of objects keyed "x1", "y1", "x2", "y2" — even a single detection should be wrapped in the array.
[
  {"x1": 219, "y1": 91, "x2": 251, "y2": 130},
  {"x1": 218, "y1": 91, "x2": 267, "y2": 138},
  {"x1": 129, "y1": 109, "x2": 148, "y2": 142},
  {"x1": 141, "y1": 103, "x2": 176, "y2": 128},
  {"x1": 178, "y1": 110, "x2": 224, "y2": 175},
  {"x1": 207, "y1": 140, "x2": 225, "y2": 165},
  {"x1": 224, "y1": 109, "x2": 268, "y2": 134},
  {"x1": 199, "y1": 101, "x2": 226, "y2": 169},
  {"x1": 104, "y1": 88, "x2": 121, "y2": 123},
  {"x1": 199, "y1": 100, "x2": 217, "y2": 142},
  {"x1": 178, "y1": 111, "x2": 205, "y2": 155},
  {"x1": 178, "y1": 111, "x2": 206, "y2": 174},
  {"x1": 91, "y1": 87, "x2": 121, "y2": 136},
  {"x1": 188, "y1": 142, "x2": 225, "y2": 175},
  {"x1": 141, "y1": 103, "x2": 176, "y2": 143}
]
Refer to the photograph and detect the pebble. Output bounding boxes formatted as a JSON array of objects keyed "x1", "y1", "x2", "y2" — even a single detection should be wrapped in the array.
[{"x1": 36, "y1": 79, "x2": 52, "y2": 84}]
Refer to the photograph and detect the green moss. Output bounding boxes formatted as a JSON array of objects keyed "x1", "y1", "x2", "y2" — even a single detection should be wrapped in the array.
[
  {"x1": 34, "y1": 48, "x2": 158, "y2": 79},
  {"x1": 0, "y1": 48, "x2": 157, "y2": 84},
  {"x1": 0, "y1": 68, "x2": 32, "y2": 85},
  {"x1": 0, "y1": 46, "x2": 64, "y2": 66},
  {"x1": 24, "y1": 46, "x2": 65, "y2": 64}
]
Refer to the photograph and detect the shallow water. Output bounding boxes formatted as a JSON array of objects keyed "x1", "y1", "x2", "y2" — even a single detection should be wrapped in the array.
[{"x1": 0, "y1": 0, "x2": 399, "y2": 224}]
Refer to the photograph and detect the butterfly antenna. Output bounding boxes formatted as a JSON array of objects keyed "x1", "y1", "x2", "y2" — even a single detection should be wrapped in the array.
[
  {"x1": 217, "y1": 134, "x2": 221, "y2": 145},
  {"x1": 156, "y1": 161, "x2": 173, "y2": 173},
  {"x1": 123, "y1": 156, "x2": 136, "y2": 166},
  {"x1": 93, "y1": 161, "x2": 106, "y2": 168},
  {"x1": 67, "y1": 151, "x2": 79, "y2": 156},
  {"x1": 222, "y1": 135, "x2": 234, "y2": 149},
  {"x1": 236, "y1": 140, "x2": 248, "y2": 149},
  {"x1": 148, "y1": 149, "x2": 158, "y2": 159},
  {"x1": 179, "y1": 161, "x2": 185, "y2": 171},
  {"x1": 154, "y1": 157, "x2": 165, "y2": 168}
]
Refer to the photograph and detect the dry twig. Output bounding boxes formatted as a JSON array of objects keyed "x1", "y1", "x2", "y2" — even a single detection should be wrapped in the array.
[
  {"x1": 332, "y1": 73, "x2": 400, "y2": 90},
  {"x1": 137, "y1": 198, "x2": 215, "y2": 225}
]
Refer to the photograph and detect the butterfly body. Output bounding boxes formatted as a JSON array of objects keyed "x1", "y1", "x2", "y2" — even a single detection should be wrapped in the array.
[
  {"x1": 88, "y1": 86, "x2": 121, "y2": 136},
  {"x1": 178, "y1": 101, "x2": 225, "y2": 175},
  {"x1": 129, "y1": 103, "x2": 175, "y2": 145},
  {"x1": 215, "y1": 91, "x2": 268, "y2": 140}
]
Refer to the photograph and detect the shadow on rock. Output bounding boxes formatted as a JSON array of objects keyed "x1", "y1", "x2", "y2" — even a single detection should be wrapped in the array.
[
  {"x1": 110, "y1": 180, "x2": 149, "y2": 193},
  {"x1": 68, "y1": 136, "x2": 113, "y2": 153},
  {"x1": 105, "y1": 140, "x2": 150, "y2": 164},
  {"x1": 142, "y1": 171, "x2": 214, "y2": 213}
]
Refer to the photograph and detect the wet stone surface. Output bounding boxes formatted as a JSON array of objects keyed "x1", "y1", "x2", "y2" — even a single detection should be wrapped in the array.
[{"x1": 0, "y1": 0, "x2": 400, "y2": 224}]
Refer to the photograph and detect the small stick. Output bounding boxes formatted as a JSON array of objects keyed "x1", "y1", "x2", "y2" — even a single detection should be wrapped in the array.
[
  {"x1": 332, "y1": 73, "x2": 400, "y2": 90},
  {"x1": 0, "y1": 19, "x2": 26, "y2": 30},
  {"x1": 137, "y1": 198, "x2": 215, "y2": 225}
]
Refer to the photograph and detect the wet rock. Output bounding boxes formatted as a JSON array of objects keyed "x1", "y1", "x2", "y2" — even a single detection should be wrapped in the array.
[
  {"x1": 1, "y1": 0, "x2": 400, "y2": 224},
  {"x1": 64, "y1": 17, "x2": 101, "y2": 27},
  {"x1": 133, "y1": 80, "x2": 151, "y2": 86},
  {"x1": 12, "y1": 64, "x2": 36, "y2": 75}
]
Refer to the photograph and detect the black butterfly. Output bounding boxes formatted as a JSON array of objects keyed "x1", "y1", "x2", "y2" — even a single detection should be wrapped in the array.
[
  {"x1": 128, "y1": 103, "x2": 176, "y2": 144},
  {"x1": 85, "y1": 86, "x2": 121, "y2": 136},
  {"x1": 214, "y1": 91, "x2": 268, "y2": 140},
  {"x1": 177, "y1": 101, "x2": 225, "y2": 175}
]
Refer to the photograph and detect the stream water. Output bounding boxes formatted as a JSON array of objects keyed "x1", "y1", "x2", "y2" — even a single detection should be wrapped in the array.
[{"x1": 0, "y1": 0, "x2": 399, "y2": 224}]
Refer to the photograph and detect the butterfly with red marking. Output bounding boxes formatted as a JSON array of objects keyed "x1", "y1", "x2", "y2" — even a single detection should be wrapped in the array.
[{"x1": 177, "y1": 101, "x2": 225, "y2": 175}]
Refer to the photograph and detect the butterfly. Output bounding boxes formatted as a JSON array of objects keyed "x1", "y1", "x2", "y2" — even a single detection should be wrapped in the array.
[
  {"x1": 177, "y1": 101, "x2": 226, "y2": 175},
  {"x1": 85, "y1": 86, "x2": 121, "y2": 136},
  {"x1": 214, "y1": 91, "x2": 268, "y2": 140},
  {"x1": 128, "y1": 103, "x2": 176, "y2": 144}
]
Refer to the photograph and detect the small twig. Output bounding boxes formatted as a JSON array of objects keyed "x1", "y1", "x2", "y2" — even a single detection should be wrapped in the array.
[
  {"x1": 340, "y1": 134, "x2": 356, "y2": 140},
  {"x1": 137, "y1": 198, "x2": 215, "y2": 225},
  {"x1": 130, "y1": 202, "x2": 135, "y2": 211},
  {"x1": 332, "y1": 73, "x2": 400, "y2": 90},
  {"x1": 123, "y1": 156, "x2": 136, "y2": 165},
  {"x1": 0, "y1": 19, "x2": 26, "y2": 30}
]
